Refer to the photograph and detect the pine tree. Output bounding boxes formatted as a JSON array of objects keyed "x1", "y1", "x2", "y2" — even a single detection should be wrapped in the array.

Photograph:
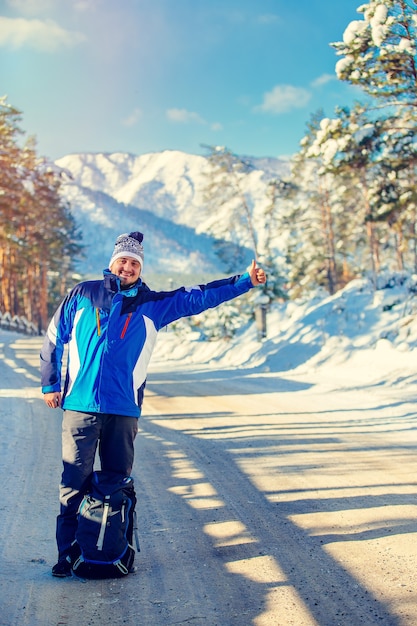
[
  {"x1": 331, "y1": 1, "x2": 417, "y2": 279},
  {"x1": 332, "y1": 0, "x2": 417, "y2": 105},
  {"x1": 202, "y1": 145, "x2": 287, "y2": 300},
  {"x1": 284, "y1": 111, "x2": 352, "y2": 296},
  {"x1": 0, "y1": 97, "x2": 83, "y2": 330},
  {"x1": 0, "y1": 98, "x2": 25, "y2": 315},
  {"x1": 306, "y1": 104, "x2": 387, "y2": 286},
  {"x1": 375, "y1": 107, "x2": 417, "y2": 271},
  {"x1": 21, "y1": 146, "x2": 83, "y2": 328},
  {"x1": 202, "y1": 145, "x2": 259, "y2": 270},
  {"x1": 284, "y1": 0, "x2": 417, "y2": 298},
  {"x1": 261, "y1": 178, "x2": 291, "y2": 301}
]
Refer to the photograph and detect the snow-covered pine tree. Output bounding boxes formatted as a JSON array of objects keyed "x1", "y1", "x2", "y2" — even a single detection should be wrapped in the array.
[
  {"x1": 202, "y1": 145, "x2": 286, "y2": 299},
  {"x1": 285, "y1": 1, "x2": 417, "y2": 296},
  {"x1": 330, "y1": 1, "x2": 417, "y2": 278},
  {"x1": 290, "y1": 101, "x2": 417, "y2": 291},
  {"x1": 375, "y1": 107, "x2": 417, "y2": 271},
  {"x1": 202, "y1": 145, "x2": 258, "y2": 271},
  {"x1": 260, "y1": 178, "x2": 291, "y2": 302},
  {"x1": 332, "y1": 0, "x2": 417, "y2": 105},
  {"x1": 283, "y1": 111, "x2": 356, "y2": 296},
  {"x1": 304, "y1": 104, "x2": 387, "y2": 287}
]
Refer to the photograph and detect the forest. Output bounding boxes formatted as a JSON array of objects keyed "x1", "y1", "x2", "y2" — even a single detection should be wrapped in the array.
[{"x1": 283, "y1": 0, "x2": 417, "y2": 297}]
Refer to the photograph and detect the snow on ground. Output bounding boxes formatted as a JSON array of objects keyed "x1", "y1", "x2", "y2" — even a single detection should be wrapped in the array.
[{"x1": 152, "y1": 272, "x2": 417, "y2": 392}]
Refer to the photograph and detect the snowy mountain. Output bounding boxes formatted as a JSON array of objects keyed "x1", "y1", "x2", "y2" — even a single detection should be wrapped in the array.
[{"x1": 56, "y1": 150, "x2": 289, "y2": 285}]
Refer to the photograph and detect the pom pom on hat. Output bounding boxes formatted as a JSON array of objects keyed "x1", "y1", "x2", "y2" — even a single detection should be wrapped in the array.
[{"x1": 109, "y1": 231, "x2": 144, "y2": 270}]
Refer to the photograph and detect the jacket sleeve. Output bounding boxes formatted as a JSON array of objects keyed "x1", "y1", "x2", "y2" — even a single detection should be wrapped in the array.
[
  {"x1": 40, "y1": 291, "x2": 77, "y2": 393},
  {"x1": 152, "y1": 272, "x2": 253, "y2": 330}
]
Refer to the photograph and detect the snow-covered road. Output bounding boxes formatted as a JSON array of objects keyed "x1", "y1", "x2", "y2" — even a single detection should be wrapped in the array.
[{"x1": 1, "y1": 330, "x2": 417, "y2": 625}]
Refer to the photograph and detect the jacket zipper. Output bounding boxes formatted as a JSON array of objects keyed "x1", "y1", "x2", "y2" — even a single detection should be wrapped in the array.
[
  {"x1": 96, "y1": 308, "x2": 101, "y2": 336},
  {"x1": 120, "y1": 312, "x2": 132, "y2": 339}
]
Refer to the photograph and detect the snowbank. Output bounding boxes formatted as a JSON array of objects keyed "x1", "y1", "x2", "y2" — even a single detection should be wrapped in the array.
[{"x1": 152, "y1": 273, "x2": 417, "y2": 389}]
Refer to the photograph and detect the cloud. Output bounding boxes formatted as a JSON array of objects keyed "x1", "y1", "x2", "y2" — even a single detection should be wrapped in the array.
[
  {"x1": 166, "y1": 108, "x2": 206, "y2": 124},
  {"x1": 311, "y1": 73, "x2": 336, "y2": 88},
  {"x1": 166, "y1": 108, "x2": 222, "y2": 131},
  {"x1": 254, "y1": 84, "x2": 311, "y2": 114},
  {"x1": 0, "y1": 16, "x2": 86, "y2": 51},
  {"x1": 122, "y1": 108, "x2": 143, "y2": 127}
]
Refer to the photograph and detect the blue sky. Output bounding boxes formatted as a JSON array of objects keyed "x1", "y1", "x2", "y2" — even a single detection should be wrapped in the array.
[{"x1": 1, "y1": 0, "x2": 363, "y2": 160}]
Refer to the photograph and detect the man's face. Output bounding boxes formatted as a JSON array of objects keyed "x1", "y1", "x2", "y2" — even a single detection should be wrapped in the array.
[{"x1": 110, "y1": 256, "x2": 142, "y2": 286}]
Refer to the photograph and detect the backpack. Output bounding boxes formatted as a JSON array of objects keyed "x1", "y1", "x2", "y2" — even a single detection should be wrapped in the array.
[{"x1": 70, "y1": 471, "x2": 138, "y2": 579}]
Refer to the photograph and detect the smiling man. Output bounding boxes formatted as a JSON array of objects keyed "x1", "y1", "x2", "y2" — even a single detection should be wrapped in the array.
[
  {"x1": 40, "y1": 230, "x2": 266, "y2": 578},
  {"x1": 108, "y1": 233, "x2": 144, "y2": 287}
]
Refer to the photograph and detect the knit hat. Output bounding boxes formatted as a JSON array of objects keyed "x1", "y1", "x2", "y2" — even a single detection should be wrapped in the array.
[{"x1": 109, "y1": 231, "x2": 144, "y2": 270}]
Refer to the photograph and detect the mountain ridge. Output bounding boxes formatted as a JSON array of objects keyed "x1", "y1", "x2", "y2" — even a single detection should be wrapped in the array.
[{"x1": 56, "y1": 149, "x2": 289, "y2": 282}]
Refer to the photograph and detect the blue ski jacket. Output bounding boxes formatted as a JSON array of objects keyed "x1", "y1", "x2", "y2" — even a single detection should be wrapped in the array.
[{"x1": 40, "y1": 269, "x2": 254, "y2": 417}]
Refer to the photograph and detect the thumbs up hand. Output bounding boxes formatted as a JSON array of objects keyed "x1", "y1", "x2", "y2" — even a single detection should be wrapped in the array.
[{"x1": 248, "y1": 259, "x2": 267, "y2": 286}]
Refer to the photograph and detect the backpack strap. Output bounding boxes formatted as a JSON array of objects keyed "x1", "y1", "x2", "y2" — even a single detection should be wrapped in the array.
[
  {"x1": 72, "y1": 554, "x2": 84, "y2": 571},
  {"x1": 96, "y1": 496, "x2": 110, "y2": 550},
  {"x1": 114, "y1": 559, "x2": 129, "y2": 575}
]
